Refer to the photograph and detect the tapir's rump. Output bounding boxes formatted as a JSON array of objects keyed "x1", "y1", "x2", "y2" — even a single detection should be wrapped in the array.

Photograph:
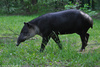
[{"x1": 17, "y1": 9, "x2": 93, "y2": 52}]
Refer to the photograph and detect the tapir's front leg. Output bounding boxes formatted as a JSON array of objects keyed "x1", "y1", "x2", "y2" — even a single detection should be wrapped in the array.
[
  {"x1": 51, "y1": 33, "x2": 62, "y2": 49},
  {"x1": 40, "y1": 36, "x2": 50, "y2": 52}
]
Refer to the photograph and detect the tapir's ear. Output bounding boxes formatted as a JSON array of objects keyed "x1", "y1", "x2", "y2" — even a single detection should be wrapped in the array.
[
  {"x1": 24, "y1": 22, "x2": 27, "y2": 24},
  {"x1": 27, "y1": 23, "x2": 32, "y2": 28},
  {"x1": 26, "y1": 23, "x2": 34, "y2": 28},
  {"x1": 24, "y1": 22, "x2": 34, "y2": 28}
]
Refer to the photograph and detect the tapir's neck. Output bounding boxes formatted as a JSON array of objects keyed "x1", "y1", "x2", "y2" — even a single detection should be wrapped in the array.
[
  {"x1": 28, "y1": 17, "x2": 42, "y2": 36},
  {"x1": 34, "y1": 25, "x2": 42, "y2": 36}
]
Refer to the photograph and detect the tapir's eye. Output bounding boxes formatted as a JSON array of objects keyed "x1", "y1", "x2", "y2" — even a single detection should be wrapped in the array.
[
  {"x1": 24, "y1": 33, "x2": 27, "y2": 35},
  {"x1": 23, "y1": 31, "x2": 28, "y2": 36}
]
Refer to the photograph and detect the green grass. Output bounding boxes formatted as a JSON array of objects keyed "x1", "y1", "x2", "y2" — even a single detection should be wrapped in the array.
[{"x1": 0, "y1": 15, "x2": 100, "y2": 67}]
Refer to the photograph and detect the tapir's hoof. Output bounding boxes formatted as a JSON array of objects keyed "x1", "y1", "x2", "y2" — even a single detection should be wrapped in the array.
[
  {"x1": 59, "y1": 46, "x2": 62, "y2": 50},
  {"x1": 40, "y1": 49, "x2": 44, "y2": 52},
  {"x1": 58, "y1": 45, "x2": 62, "y2": 50},
  {"x1": 79, "y1": 49, "x2": 85, "y2": 52}
]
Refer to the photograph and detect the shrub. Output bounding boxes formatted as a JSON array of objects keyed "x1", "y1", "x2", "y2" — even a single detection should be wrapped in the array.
[{"x1": 65, "y1": 2, "x2": 98, "y2": 16}]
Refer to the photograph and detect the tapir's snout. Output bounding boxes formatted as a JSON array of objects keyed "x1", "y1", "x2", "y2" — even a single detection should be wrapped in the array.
[
  {"x1": 16, "y1": 43, "x2": 20, "y2": 46},
  {"x1": 16, "y1": 37, "x2": 25, "y2": 46},
  {"x1": 16, "y1": 33, "x2": 26, "y2": 46},
  {"x1": 16, "y1": 39, "x2": 21, "y2": 46}
]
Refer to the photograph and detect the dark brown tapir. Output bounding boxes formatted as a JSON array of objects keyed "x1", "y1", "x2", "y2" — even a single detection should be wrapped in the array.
[{"x1": 16, "y1": 9, "x2": 93, "y2": 52}]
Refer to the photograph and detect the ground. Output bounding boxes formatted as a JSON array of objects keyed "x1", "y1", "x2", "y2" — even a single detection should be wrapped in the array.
[{"x1": 0, "y1": 15, "x2": 100, "y2": 67}]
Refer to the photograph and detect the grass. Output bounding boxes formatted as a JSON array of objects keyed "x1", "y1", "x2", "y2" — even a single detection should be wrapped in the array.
[{"x1": 0, "y1": 15, "x2": 100, "y2": 67}]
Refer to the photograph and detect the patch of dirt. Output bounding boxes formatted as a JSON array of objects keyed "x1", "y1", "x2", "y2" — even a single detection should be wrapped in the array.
[
  {"x1": 0, "y1": 36, "x2": 38, "y2": 44},
  {"x1": 92, "y1": 13, "x2": 100, "y2": 19},
  {"x1": 78, "y1": 43, "x2": 100, "y2": 54},
  {"x1": 95, "y1": 65, "x2": 100, "y2": 67},
  {"x1": 0, "y1": 37, "x2": 17, "y2": 44}
]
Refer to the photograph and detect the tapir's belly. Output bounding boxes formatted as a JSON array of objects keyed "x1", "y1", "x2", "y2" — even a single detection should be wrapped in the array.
[
  {"x1": 52, "y1": 23, "x2": 83, "y2": 34},
  {"x1": 53, "y1": 27, "x2": 82, "y2": 34}
]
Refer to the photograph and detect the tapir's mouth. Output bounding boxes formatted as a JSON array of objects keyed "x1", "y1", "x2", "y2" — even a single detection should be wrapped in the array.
[
  {"x1": 16, "y1": 40, "x2": 25, "y2": 46},
  {"x1": 16, "y1": 43, "x2": 20, "y2": 46}
]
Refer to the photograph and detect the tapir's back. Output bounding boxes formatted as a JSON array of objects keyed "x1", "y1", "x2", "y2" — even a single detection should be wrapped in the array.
[
  {"x1": 45, "y1": 9, "x2": 92, "y2": 34},
  {"x1": 30, "y1": 9, "x2": 93, "y2": 34}
]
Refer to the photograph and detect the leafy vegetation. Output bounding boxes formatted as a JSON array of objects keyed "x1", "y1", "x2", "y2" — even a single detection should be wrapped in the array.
[
  {"x1": 0, "y1": 0, "x2": 100, "y2": 67},
  {"x1": 0, "y1": 15, "x2": 100, "y2": 67},
  {"x1": 65, "y1": 2, "x2": 97, "y2": 16},
  {"x1": 0, "y1": 0, "x2": 97, "y2": 15}
]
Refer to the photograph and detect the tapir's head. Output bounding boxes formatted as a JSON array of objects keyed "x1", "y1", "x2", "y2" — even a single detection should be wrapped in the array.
[{"x1": 16, "y1": 22, "x2": 39, "y2": 46}]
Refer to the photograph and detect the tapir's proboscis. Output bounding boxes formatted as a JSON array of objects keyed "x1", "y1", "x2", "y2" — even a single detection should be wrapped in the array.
[{"x1": 16, "y1": 9, "x2": 93, "y2": 52}]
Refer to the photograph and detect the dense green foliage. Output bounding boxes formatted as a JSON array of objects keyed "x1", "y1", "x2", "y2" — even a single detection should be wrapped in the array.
[
  {"x1": 0, "y1": 0, "x2": 98, "y2": 15},
  {"x1": 0, "y1": 15, "x2": 100, "y2": 66},
  {"x1": 0, "y1": 0, "x2": 100, "y2": 66},
  {"x1": 64, "y1": 2, "x2": 97, "y2": 16}
]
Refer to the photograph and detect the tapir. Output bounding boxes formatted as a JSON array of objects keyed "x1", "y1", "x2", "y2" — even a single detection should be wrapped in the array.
[{"x1": 16, "y1": 9, "x2": 93, "y2": 52}]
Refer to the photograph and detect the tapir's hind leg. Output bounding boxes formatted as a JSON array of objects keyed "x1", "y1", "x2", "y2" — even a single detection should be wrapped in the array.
[
  {"x1": 80, "y1": 34, "x2": 87, "y2": 51},
  {"x1": 78, "y1": 32, "x2": 89, "y2": 52},
  {"x1": 51, "y1": 32, "x2": 62, "y2": 49},
  {"x1": 85, "y1": 33, "x2": 89, "y2": 43}
]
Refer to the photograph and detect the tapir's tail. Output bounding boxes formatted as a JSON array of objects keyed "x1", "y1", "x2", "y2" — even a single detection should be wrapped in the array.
[
  {"x1": 86, "y1": 14, "x2": 93, "y2": 29},
  {"x1": 89, "y1": 17, "x2": 93, "y2": 29}
]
